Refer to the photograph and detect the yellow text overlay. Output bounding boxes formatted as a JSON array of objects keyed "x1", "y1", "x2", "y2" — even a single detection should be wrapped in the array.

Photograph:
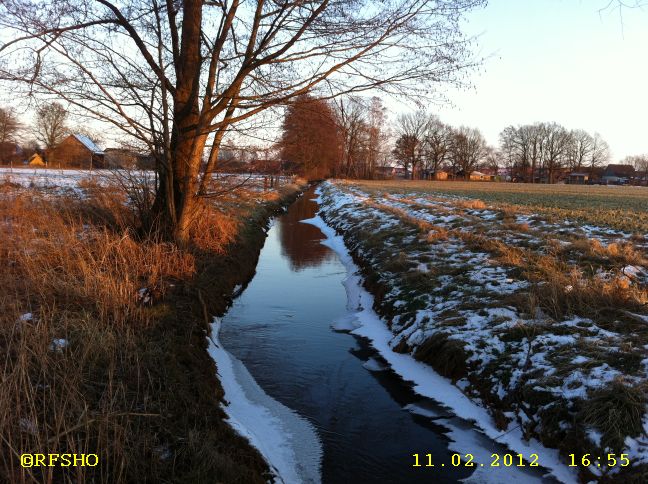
[{"x1": 20, "y1": 454, "x2": 98, "y2": 468}]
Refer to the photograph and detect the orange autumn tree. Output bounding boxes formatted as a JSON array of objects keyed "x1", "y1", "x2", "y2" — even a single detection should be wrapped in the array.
[{"x1": 279, "y1": 95, "x2": 343, "y2": 180}]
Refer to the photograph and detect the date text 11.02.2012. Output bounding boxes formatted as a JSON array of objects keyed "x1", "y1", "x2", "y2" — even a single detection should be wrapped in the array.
[{"x1": 412, "y1": 453, "x2": 539, "y2": 468}]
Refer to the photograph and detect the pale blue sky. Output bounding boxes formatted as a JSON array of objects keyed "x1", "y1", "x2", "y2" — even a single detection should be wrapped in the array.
[{"x1": 425, "y1": 0, "x2": 648, "y2": 160}]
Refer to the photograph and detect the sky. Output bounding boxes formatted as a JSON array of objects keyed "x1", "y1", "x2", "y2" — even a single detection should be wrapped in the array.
[
  {"x1": 414, "y1": 0, "x2": 648, "y2": 161},
  {"x1": 2, "y1": 1, "x2": 646, "y2": 160}
]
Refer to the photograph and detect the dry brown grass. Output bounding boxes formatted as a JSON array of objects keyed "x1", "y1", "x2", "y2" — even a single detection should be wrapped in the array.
[
  {"x1": 581, "y1": 379, "x2": 648, "y2": 450},
  {"x1": 0, "y1": 178, "x2": 294, "y2": 483},
  {"x1": 593, "y1": 240, "x2": 644, "y2": 265},
  {"x1": 426, "y1": 227, "x2": 449, "y2": 242},
  {"x1": 190, "y1": 204, "x2": 241, "y2": 253},
  {"x1": 0, "y1": 191, "x2": 200, "y2": 482},
  {"x1": 363, "y1": 199, "x2": 446, "y2": 238}
]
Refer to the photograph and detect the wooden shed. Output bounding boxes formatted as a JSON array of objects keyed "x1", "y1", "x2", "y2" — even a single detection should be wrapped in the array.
[{"x1": 48, "y1": 134, "x2": 104, "y2": 169}]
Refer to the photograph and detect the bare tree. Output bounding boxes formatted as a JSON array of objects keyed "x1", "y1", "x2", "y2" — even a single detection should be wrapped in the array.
[
  {"x1": 624, "y1": 154, "x2": 648, "y2": 182},
  {"x1": 499, "y1": 125, "x2": 524, "y2": 181},
  {"x1": 499, "y1": 124, "x2": 534, "y2": 182},
  {"x1": 422, "y1": 116, "x2": 452, "y2": 178},
  {"x1": 35, "y1": 102, "x2": 69, "y2": 151},
  {"x1": 499, "y1": 122, "x2": 589, "y2": 183},
  {"x1": 394, "y1": 111, "x2": 429, "y2": 179},
  {"x1": 0, "y1": 0, "x2": 485, "y2": 244},
  {"x1": 366, "y1": 97, "x2": 388, "y2": 179},
  {"x1": 540, "y1": 122, "x2": 571, "y2": 184},
  {"x1": 0, "y1": 107, "x2": 22, "y2": 164},
  {"x1": 392, "y1": 134, "x2": 420, "y2": 178},
  {"x1": 566, "y1": 129, "x2": 608, "y2": 174},
  {"x1": 566, "y1": 129, "x2": 592, "y2": 171},
  {"x1": 588, "y1": 132, "x2": 610, "y2": 173},
  {"x1": 449, "y1": 126, "x2": 487, "y2": 179},
  {"x1": 0, "y1": 108, "x2": 20, "y2": 143},
  {"x1": 482, "y1": 145, "x2": 501, "y2": 175},
  {"x1": 335, "y1": 97, "x2": 369, "y2": 179},
  {"x1": 524, "y1": 124, "x2": 545, "y2": 183}
]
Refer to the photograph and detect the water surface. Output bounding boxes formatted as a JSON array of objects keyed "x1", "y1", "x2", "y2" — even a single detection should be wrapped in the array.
[{"x1": 220, "y1": 188, "x2": 550, "y2": 484}]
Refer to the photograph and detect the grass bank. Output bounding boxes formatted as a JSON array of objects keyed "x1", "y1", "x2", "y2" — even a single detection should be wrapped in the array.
[
  {"x1": 0, "y1": 175, "x2": 305, "y2": 483},
  {"x1": 318, "y1": 180, "x2": 648, "y2": 483}
]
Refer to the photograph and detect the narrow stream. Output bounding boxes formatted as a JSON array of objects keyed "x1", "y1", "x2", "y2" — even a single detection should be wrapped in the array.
[{"x1": 220, "y1": 188, "x2": 553, "y2": 484}]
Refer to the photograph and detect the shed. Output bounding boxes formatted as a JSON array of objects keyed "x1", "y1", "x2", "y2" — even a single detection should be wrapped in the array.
[
  {"x1": 567, "y1": 172, "x2": 589, "y2": 185},
  {"x1": 48, "y1": 134, "x2": 104, "y2": 169}
]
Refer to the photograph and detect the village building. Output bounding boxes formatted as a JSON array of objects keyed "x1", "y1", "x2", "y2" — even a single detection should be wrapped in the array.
[
  {"x1": 469, "y1": 171, "x2": 492, "y2": 181},
  {"x1": 602, "y1": 164, "x2": 635, "y2": 184},
  {"x1": 0, "y1": 142, "x2": 23, "y2": 165},
  {"x1": 567, "y1": 172, "x2": 589, "y2": 184},
  {"x1": 431, "y1": 170, "x2": 448, "y2": 181},
  {"x1": 375, "y1": 165, "x2": 408, "y2": 179},
  {"x1": 47, "y1": 134, "x2": 104, "y2": 169}
]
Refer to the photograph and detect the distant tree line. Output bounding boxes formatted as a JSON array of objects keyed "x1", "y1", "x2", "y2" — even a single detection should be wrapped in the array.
[
  {"x1": 277, "y1": 100, "x2": 648, "y2": 183},
  {"x1": 499, "y1": 123, "x2": 610, "y2": 183}
]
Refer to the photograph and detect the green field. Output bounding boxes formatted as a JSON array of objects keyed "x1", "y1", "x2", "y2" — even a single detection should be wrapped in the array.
[{"x1": 346, "y1": 180, "x2": 648, "y2": 234}]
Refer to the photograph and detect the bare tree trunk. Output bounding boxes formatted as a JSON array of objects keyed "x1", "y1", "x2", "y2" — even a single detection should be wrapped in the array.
[{"x1": 153, "y1": 0, "x2": 206, "y2": 246}]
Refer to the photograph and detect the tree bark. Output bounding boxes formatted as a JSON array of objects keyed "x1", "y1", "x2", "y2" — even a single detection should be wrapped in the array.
[{"x1": 152, "y1": 0, "x2": 206, "y2": 246}]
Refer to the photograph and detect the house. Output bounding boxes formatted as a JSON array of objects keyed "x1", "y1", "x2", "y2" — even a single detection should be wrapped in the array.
[
  {"x1": 567, "y1": 172, "x2": 589, "y2": 185},
  {"x1": 602, "y1": 164, "x2": 635, "y2": 184},
  {"x1": 375, "y1": 165, "x2": 408, "y2": 179},
  {"x1": 48, "y1": 134, "x2": 104, "y2": 169},
  {"x1": 469, "y1": 171, "x2": 492, "y2": 181},
  {"x1": 28, "y1": 153, "x2": 46, "y2": 167},
  {"x1": 418, "y1": 169, "x2": 448, "y2": 180}
]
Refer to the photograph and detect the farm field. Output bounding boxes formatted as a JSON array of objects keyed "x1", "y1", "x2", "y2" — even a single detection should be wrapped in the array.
[
  {"x1": 351, "y1": 180, "x2": 648, "y2": 234},
  {"x1": 318, "y1": 179, "x2": 648, "y2": 482},
  {"x1": 0, "y1": 167, "x2": 290, "y2": 198}
]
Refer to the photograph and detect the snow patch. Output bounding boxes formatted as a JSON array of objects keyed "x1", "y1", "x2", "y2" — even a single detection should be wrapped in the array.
[
  {"x1": 362, "y1": 357, "x2": 389, "y2": 372},
  {"x1": 49, "y1": 338, "x2": 68, "y2": 353}
]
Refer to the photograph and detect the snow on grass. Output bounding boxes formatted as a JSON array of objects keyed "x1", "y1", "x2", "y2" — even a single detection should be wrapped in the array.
[
  {"x1": 303, "y1": 207, "x2": 578, "y2": 484},
  {"x1": 207, "y1": 317, "x2": 322, "y2": 484}
]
